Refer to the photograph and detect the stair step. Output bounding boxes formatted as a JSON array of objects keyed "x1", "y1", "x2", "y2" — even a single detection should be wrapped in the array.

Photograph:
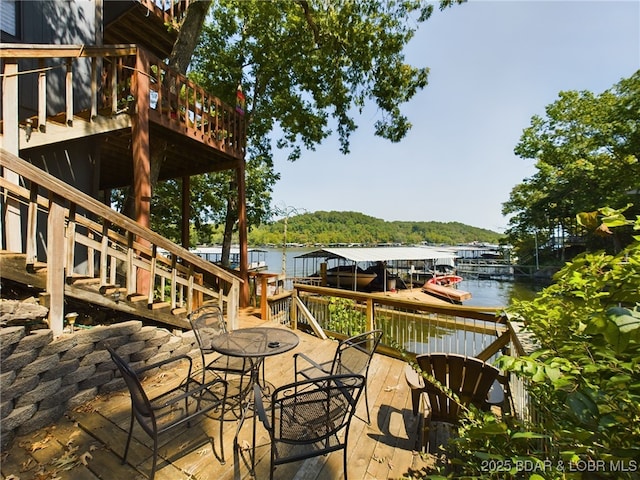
[
  {"x1": 68, "y1": 276, "x2": 101, "y2": 285},
  {"x1": 99, "y1": 285, "x2": 127, "y2": 295},
  {"x1": 26, "y1": 262, "x2": 47, "y2": 273},
  {"x1": 149, "y1": 301, "x2": 171, "y2": 310},
  {"x1": 172, "y1": 307, "x2": 187, "y2": 315},
  {"x1": 127, "y1": 294, "x2": 148, "y2": 303}
]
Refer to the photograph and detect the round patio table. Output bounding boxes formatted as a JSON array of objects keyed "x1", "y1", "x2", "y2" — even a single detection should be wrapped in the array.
[
  {"x1": 210, "y1": 326, "x2": 299, "y2": 360},
  {"x1": 209, "y1": 326, "x2": 299, "y2": 472}
]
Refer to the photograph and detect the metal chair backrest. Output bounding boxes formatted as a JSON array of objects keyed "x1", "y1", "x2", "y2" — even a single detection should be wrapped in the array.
[
  {"x1": 107, "y1": 346, "x2": 155, "y2": 428},
  {"x1": 415, "y1": 353, "x2": 500, "y2": 424},
  {"x1": 189, "y1": 304, "x2": 227, "y2": 353},
  {"x1": 332, "y1": 329, "x2": 383, "y2": 378}
]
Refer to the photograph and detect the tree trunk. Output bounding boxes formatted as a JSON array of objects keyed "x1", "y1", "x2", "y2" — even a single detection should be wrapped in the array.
[
  {"x1": 221, "y1": 181, "x2": 238, "y2": 268},
  {"x1": 168, "y1": 1, "x2": 212, "y2": 74},
  {"x1": 122, "y1": 1, "x2": 212, "y2": 225}
]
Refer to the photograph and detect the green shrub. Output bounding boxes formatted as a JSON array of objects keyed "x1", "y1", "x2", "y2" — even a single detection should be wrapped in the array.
[{"x1": 426, "y1": 207, "x2": 640, "y2": 479}]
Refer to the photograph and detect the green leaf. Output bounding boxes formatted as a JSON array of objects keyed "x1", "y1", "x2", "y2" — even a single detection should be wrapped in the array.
[
  {"x1": 473, "y1": 422, "x2": 509, "y2": 435},
  {"x1": 567, "y1": 391, "x2": 598, "y2": 424},
  {"x1": 511, "y1": 431, "x2": 550, "y2": 440},
  {"x1": 531, "y1": 366, "x2": 547, "y2": 383}
]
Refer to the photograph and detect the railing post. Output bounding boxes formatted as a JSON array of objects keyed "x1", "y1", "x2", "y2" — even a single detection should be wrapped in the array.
[
  {"x1": 291, "y1": 289, "x2": 298, "y2": 330},
  {"x1": 228, "y1": 280, "x2": 239, "y2": 330},
  {"x1": 261, "y1": 274, "x2": 269, "y2": 321},
  {"x1": 90, "y1": 56, "x2": 98, "y2": 120},
  {"x1": 110, "y1": 59, "x2": 118, "y2": 114},
  {"x1": 65, "y1": 204, "x2": 77, "y2": 275},
  {"x1": 47, "y1": 194, "x2": 66, "y2": 336},
  {"x1": 366, "y1": 298, "x2": 374, "y2": 331},
  {"x1": 2, "y1": 61, "x2": 22, "y2": 252},
  {"x1": 38, "y1": 59, "x2": 47, "y2": 132},
  {"x1": 25, "y1": 184, "x2": 39, "y2": 265},
  {"x1": 65, "y1": 58, "x2": 73, "y2": 126}
]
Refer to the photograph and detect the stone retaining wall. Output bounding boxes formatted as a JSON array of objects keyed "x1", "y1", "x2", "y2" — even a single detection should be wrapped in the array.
[{"x1": 0, "y1": 321, "x2": 200, "y2": 450}]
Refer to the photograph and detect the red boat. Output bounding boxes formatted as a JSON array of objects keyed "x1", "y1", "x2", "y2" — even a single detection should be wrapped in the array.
[
  {"x1": 422, "y1": 275, "x2": 471, "y2": 304},
  {"x1": 426, "y1": 274, "x2": 463, "y2": 287}
]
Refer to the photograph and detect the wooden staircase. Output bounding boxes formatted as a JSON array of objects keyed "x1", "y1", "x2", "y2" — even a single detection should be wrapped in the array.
[
  {"x1": 1, "y1": 252, "x2": 192, "y2": 328},
  {"x1": 1, "y1": 150, "x2": 242, "y2": 335}
]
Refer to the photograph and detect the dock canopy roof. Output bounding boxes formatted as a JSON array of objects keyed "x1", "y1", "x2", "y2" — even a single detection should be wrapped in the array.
[{"x1": 294, "y1": 246, "x2": 457, "y2": 263}]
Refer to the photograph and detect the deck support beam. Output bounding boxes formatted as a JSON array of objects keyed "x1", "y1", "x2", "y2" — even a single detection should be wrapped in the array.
[{"x1": 132, "y1": 48, "x2": 152, "y2": 295}]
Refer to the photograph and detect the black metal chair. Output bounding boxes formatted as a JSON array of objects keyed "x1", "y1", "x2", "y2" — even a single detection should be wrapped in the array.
[
  {"x1": 293, "y1": 329, "x2": 383, "y2": 424},
  {"x1": 253, "y1": 373, "x2": 365, "y2": 480},
  {"x1": 189, "y1": 304, "x2": 253, "y2": 397},
  {"x1": 107, "y1": 346, "x2": 228, "y2": 480}
]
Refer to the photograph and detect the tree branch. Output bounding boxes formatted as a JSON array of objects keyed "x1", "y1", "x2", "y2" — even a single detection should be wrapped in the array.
[{"x1": 297, "y1": 0, "x2": 322, "y2": 47}]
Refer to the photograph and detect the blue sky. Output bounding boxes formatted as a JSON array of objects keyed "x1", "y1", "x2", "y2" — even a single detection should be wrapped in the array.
[{"x1": 270, "y1": 0, "x2": 640, "y2": 233}]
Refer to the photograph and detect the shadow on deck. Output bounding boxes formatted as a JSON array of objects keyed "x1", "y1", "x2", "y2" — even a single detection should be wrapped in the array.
[{"x1": 0, "y1": 315, "x2": 431, "y2": 480}]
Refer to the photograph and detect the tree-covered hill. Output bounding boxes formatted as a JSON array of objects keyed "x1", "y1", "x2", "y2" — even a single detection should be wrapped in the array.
[{"x1": 247, "y1": 211, "x2": 503, "y2": 246}]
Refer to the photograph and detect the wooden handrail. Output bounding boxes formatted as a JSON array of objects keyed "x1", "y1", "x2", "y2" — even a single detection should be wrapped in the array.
[
  {"x1": 0, "y1": 44, "x2": 139, "y2": 58},
  {"x1": 1, "y1": 149, "x2": 240, "y2": 284}
]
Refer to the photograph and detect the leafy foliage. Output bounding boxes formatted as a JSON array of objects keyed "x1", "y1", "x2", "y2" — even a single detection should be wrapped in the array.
[
  {"x1": 503, "y1": 71, "x2": 640, "y2": 261},
  {"x1": 429, "y1": 208, "x2": 640, "y2": 479},
  {"x1": 245, "y1": 210, "x2": 503, "y2": 246},
  {"x1": 161, "y1": 0, "x2": 462, "y2": 248},
  {"x1": 327, "y1": 297, "x2": 366, "y2": 337}
]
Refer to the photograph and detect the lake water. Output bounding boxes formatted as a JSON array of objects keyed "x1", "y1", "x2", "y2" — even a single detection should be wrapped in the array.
[{"x1": 261, "y1": 247, "x2": 541, "y2": 308}]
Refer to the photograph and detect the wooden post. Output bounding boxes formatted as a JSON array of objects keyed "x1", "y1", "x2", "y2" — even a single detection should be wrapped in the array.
[
  {"x1": 65, "y1": 58, "x2": 73, "y2": 126},
  {"x1": 47, "y1": 194, "x2": 66, "y2": 336},
  {"x1": 38, "y1": 59, "x2": 47, "y2": 132},
  {"x1": 291, "y1": 289, "x2": 298, "y2": 330},
  {"x1": 192, "y1": 272, "x2": 203, "y2": 310},
  {"x1": 366, "y1": 298, "x2": 374, "y2": 332},
  {"x1": 2, "y1": 61, "x2": 22, "y2": 252},
  {"x1": 260, "y1": 274, "x2": 269, "y2": 321},
  {"x1": 228, "y1": 280, "x2": 239, "y2": 330},
  {"x1": 132, "y1": 48, "x2": 151, "y2": 295},
  {"x1": 237, "y1": 160, "x2": 249, "y2": 307},
  {"x1": 25, "y1": 184, "x2": 39, "y2": 265}
]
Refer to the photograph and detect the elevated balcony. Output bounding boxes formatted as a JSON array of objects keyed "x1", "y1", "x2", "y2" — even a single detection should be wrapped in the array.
[{"x1": 1, "y1": 43, "x2": 246, "y2": 190}]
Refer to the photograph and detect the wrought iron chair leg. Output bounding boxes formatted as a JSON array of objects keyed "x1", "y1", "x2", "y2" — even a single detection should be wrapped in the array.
[
  {"x1": 150, "y1": 436, "x2": 159, "y2": 480},
  {"x1": 364, "y1": 384, "x2": 371, "y2": 424},
  {"x1": 122, "y1": 413, "x2": 134, "y2": 464}
]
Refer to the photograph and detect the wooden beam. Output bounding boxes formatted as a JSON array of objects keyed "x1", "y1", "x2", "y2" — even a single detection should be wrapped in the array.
[
  {"x1": 476, "y1": 331, "x2": 512, "y2": 362},
  {"x1": 0, "y1": 44, "x2": 138, "y2": 58},
  {"x1": 132, "y1": 48, "x2": 151, "y2": 295}
]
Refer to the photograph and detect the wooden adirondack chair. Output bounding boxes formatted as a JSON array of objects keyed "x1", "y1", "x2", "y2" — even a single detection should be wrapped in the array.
[{"x1": 405, "y1": 353, "x2": 503, "y2": 452}]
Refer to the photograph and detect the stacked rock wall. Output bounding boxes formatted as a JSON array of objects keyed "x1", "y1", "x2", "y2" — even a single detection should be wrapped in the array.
[{"x1": 0, "y1": 321, "x2": 200, "y2": 450}]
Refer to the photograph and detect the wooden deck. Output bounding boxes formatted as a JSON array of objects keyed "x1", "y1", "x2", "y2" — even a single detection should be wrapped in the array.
[{"x1": 0, "y1": 316, "x2": 429, "y2": 480}]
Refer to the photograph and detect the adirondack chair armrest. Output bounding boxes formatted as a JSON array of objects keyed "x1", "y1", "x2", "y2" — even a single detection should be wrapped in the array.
[
  {"x1": 404, "y1": 364, "x2": 425, "y2": 389},
  {"x1": 405, "y1": 364, "x2": 428, "y2": 416}
]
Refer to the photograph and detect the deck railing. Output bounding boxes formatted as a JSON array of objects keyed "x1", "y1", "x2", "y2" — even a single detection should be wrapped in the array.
[
  {"x1": 0, "y1": 149, "x2": 242, "y2": 335},
  {"x1": 259, "y1": 281, "x2": 532, "y2": 419},
  {"x1": 141, "y1": 0, "x2": 191, "y2": 25}
]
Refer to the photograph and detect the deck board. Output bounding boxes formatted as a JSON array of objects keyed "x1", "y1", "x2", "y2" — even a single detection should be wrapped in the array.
[{"x1": 1, "y1": 316, "x2": 429, "y2": 479}]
